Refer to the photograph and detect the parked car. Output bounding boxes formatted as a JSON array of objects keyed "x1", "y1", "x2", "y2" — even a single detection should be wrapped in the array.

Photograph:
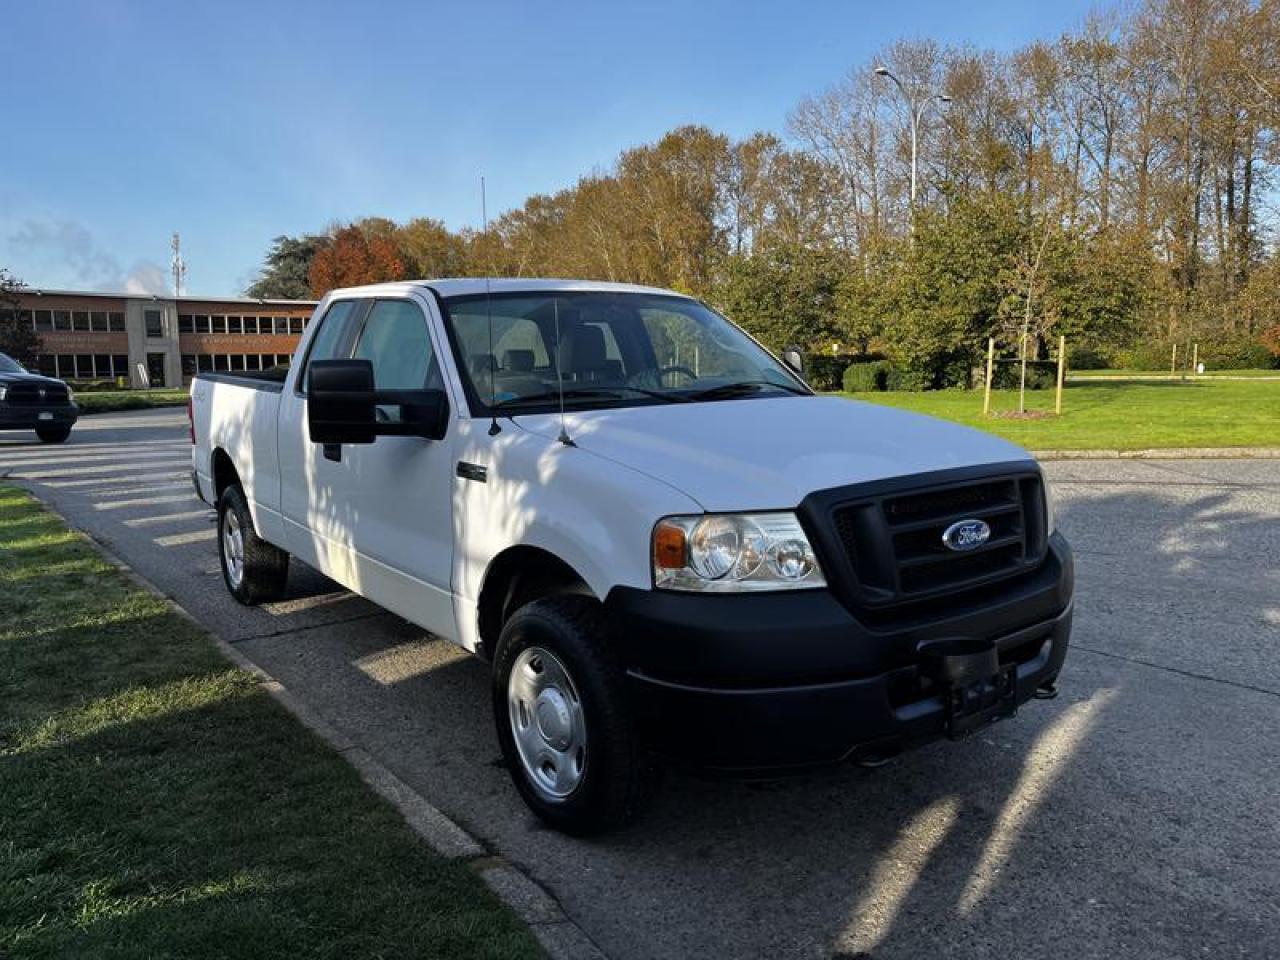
[
  {"x1": 190, "y1": 280, "x2": 1073, "y2": 834},
  {"x1": 0, "y1": 353, "x2": 78, "y2": 443}
]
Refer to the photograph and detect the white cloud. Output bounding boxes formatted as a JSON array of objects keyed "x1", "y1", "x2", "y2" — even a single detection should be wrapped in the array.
[{"x1": 8, "y1": 218, "x2": 169, "y2": 294}]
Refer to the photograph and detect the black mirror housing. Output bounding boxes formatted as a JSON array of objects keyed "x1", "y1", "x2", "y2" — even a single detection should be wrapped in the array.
[
  {"x1": 309, "y1": 359, "x2": 376, "y2": 445},
  {"x1": 308, "y1": 359, "x2": 450, "y2": 445}
]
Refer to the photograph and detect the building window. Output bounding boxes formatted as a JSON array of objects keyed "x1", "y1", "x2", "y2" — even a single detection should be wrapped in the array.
[
  {"x1": 277, "y1": 354, "x2": 291, "y2": 367},
  {"x1": 93, "y1": 355, "x2": 110, "y2": 379},
  {"x1": 108, "y1": 312, "x2": 125, "y2": 332},
  {"x1": 34, "y1": 310, "x2": 53, "y2": 331},
  {"x1": 229, "y1": 354, "x2": 245, "y2": 371},
  {"x1": 36, "y1": 355, "x2": 56, "y2": 376},
  {"x1": 178, "y1": 314, "x2": 195, "y2": 333},
  {"x1": 243, "y1": 316, "x2": 259, "y2": 335},
  {"x1": 53, "y1": 311, "x2": 71, "y2": 331},
  {"x1": 290, "y1": 317, "x2": 304, "y2": 334},
  {"x1": 213, "y1": 354, "x2": 229, "y2": 371},
  {"x1": 19, "y1": 309, "x2": 33, "y2": 330},
  {"x1": 112, "y1": 355, "x2": 128, "y2": 378},
  {"x1": 212, "y1": 315, "x2": 227, "y2": 334},
  {"x1": 90, "y1": 311, "x2": 108, "y2": 331},
  {"x1": 192, "y1": 315, "x2": 208, "y2": 333},
  {"x1": 145, "y1": 309, "x2": 163, "y2": 338},
  {"x1": 55, "y1": 355, "x2": 73, "y2": 377},
  {"x1": 181, "y1": 355, "x2": 197, "y2": 377},
  {"x1": 72, "y1": 311, "x2": 90, "y2": 331}
]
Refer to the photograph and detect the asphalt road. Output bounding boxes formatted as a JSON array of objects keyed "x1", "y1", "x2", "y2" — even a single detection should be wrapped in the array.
[{"x1": 3, "y1": 409, "x2": 1278, "y2": 960}]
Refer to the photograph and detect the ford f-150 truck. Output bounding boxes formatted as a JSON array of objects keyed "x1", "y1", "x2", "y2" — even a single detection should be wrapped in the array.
[
  {"x1": 190, "y1": 279, "x2": 1072, "y2": 833},
  {"x1": 0, "y1": 352, "x2": 78, "y2": 443}
]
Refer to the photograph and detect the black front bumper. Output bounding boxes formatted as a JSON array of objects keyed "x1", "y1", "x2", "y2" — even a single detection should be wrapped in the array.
[
  {"x1": 0, "y1": 404, "x2": 79, "y2": 431},
  {"x1": 606, "y1": 532, "x2": 1073, "y2": 772}
]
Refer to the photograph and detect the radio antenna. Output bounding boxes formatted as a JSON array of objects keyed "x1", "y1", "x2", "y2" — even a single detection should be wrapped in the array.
[
  {"x1": 552, "y1": 297, "x2": 574, "y2": 446},
  {"x1": 481, "y1": 176, "x2": 500, "y2": 436}
]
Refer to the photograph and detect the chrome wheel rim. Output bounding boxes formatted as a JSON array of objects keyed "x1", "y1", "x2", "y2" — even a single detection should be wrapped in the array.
[
  {"x1": 223, "y1": 510, "x2": 245, "y2": 588},
  {"x1": 508, "y1": 646, "x2": 586, "y2": 800}
]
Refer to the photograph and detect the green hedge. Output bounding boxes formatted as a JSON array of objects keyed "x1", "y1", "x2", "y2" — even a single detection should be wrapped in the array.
[{"x1": 842, "y1": 360, "x2": 918, "y2": 392}]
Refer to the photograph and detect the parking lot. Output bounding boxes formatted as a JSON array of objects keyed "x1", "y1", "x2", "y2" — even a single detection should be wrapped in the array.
[{"x1": 3, "y1": 408, "x2": 1278, "y2": 959}]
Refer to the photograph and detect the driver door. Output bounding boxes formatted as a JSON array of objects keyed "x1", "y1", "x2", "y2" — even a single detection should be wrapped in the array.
[{"x1": 341, "y1": 297, "x2": 458, "y2": 639}]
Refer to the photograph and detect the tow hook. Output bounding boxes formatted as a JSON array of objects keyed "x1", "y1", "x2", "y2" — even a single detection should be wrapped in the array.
[{"x1": 1033, "y1": 680, "x2": 1059, "y2": 701}]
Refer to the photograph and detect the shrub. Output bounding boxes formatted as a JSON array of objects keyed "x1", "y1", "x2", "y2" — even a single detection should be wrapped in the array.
[
  {"x1": 1068, "y1": 346, "x2": 1110, "y2": 370},
  {"x1": 991, "y1": 362, "x2": 1056, "y2": 390},
  {"x1": 842, "y1": 360, "x2": 889, "y2": 392},
  {"x1": 1198, "y1": 335, "x2": 1276, "y2": 370},
  {"x1": 806, "y1": 354, "x2": 863, "y2": 391}
]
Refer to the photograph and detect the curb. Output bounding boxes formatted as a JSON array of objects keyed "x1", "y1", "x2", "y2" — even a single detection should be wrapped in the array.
[
  {"x1": 55, "y1": 507, "x2": 609, "y2": 960},
  {"x1": 1032, "y1": 447, "x2": 1280, "y2": 461}
]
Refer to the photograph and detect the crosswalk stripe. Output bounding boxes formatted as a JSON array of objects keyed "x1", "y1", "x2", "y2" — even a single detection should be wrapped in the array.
[
  {"x1": 10, "y1": 459, "x2": 189, "y2": 479},
  {"x1": 43, "y1": 475, "x2": 189, "y2": 490},
  {"x1": 125, "y1": 509, "x2": 213, "y2": 528},
  {"x1": 154, "y1": 529, "x2": 217, "y2": 547},
  {"x1": 94, "y1": 493, "x2": 198, "y2": 511}
]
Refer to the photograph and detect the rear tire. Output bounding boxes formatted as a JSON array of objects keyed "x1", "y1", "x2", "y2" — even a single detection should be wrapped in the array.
[
  {"x1": 36, "y1": 426, "x2": 71, "y2": 444},
  {"x1": 217, "y1": 485, "x2": 289, "y2": 605},
  {"x1": 493, "y1": 595, "x2": 660, "y2": 834}
]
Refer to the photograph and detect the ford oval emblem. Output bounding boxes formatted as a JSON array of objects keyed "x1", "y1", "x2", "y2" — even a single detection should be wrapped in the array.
[{"x1": 942, "y1": 518, "x2": 991, "y2": 552}]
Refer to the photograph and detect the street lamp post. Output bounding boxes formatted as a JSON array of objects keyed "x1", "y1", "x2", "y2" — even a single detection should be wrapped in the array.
[{"x1": 874, "y1": 66, "x2": 951, "y2": 219}]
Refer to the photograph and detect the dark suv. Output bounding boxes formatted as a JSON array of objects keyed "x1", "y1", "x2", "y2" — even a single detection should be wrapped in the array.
[{"x1": 0, "y1": 353, "x2": 79, "y2": 443}]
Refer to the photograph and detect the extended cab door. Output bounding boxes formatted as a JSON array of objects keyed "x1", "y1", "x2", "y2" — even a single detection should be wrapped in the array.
[{"x1": 278, "y1": 293, "x2": 458, "y2": 641}]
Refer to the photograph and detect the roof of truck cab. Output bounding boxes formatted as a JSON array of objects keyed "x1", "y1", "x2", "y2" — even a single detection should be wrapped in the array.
[{"x1": 415, "y1": 278, "x2": 691, "y2": 299}]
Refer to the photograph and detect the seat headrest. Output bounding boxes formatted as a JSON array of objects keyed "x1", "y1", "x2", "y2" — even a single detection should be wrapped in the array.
[
  {"x1": 560, "y1": 324, "x2": 608, "y2": 370},
  {"x1": 503, "y1": 349, "x2": 535, "y2": 372}
]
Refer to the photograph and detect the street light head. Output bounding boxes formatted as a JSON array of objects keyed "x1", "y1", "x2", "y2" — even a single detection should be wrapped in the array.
[
  {"x1": 874, "y1": 66, "x2": 890, "y2": 77},
  {"x1": 938, "y1": 94, "x2": 953, "y2": 103}
]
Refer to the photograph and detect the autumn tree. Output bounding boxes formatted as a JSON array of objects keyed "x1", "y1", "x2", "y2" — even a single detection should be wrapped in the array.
[{"x1": 308, "y1": 225, "x2": 407, "y2": 297}]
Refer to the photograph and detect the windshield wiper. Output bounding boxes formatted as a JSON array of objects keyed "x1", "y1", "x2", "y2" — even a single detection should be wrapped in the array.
[
  {"x1": 491, "y1": 388, "x2": 624, "y2": 409},
  {"x1": 491, "y1": 386, "x2": 689, "y2": 409},
  {"x1": 686, "y1": 380, "x2": 810, "y2": 401}
]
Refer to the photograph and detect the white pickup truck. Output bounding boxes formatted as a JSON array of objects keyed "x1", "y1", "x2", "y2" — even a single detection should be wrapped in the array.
[{"x1": 191, "y1": 279, "x2": 1073, "y2": 833}]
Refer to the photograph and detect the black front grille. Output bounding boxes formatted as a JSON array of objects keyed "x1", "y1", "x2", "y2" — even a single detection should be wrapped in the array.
[
  {"x1": 827, "y1": 470, "x2": 1047, "y2": 609},
  {"x1": 4, "y1": 382, "x2": 70, "y2": 406}
]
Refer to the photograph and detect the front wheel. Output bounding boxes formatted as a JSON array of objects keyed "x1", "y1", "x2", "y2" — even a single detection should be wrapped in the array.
[
  {"x1": 493, "y1": 596, "x2": 660, "y2": 834},
  {"x1": 217, "y1": 485, "x2": 289, "y2": 605},
  {"x1": 36, "y1": 425, "x2": 71, "y2": 444}
]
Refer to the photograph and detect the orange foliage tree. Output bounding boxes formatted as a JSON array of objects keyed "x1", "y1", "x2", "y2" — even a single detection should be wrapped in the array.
[{"x1": 308, "y1": 225, "x2": 406, "y2": 297}]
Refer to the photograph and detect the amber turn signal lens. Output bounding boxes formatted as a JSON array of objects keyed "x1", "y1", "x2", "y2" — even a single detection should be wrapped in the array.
[{"x1": 653, "y1": 522, "x2": 687, "y2": 570}]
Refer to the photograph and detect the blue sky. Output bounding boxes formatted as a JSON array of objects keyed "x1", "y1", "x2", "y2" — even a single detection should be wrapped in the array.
[{"x1": 1, "y1": 0, "x2": 1098, "y2": 296}]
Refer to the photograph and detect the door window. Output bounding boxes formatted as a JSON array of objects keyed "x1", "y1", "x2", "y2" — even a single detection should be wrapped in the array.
[
  {"x1": 353, "y1": 300, "x2": 439, "y2": 390},
  {"x1": 300, "y1": 299, "x2": 359, "y2": 391}
]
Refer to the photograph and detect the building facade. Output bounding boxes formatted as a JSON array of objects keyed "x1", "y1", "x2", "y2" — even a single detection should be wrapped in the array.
[{"x1": 10, "y1": 289, "x2": 317, "y2": 388}]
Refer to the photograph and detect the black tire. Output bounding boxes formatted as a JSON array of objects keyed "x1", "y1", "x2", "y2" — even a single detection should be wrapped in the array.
[
  {"x1": 493, "y1": 595, "x2": 660, "y2": 835},
  {"x1": 217, "y1": 485, "x2": 289, "y2": 605},
  {"x1": 36, "y1": 426, "x2": 71, "y2": 444}
]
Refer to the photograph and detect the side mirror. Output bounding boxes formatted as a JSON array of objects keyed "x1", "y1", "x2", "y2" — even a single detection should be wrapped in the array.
[
  {"x1": 309, "y1": 359, "x2": 376, "y2": 445},
  {"x1": 782, "y1": 346, "x2": 805, "y2": 377},
  {"x1": 307, "y1": 359, "x2": 449, "y2": 445}
]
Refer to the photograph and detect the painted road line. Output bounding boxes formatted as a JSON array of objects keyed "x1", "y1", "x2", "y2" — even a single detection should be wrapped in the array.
[
  {"x1": 0, "y1": 449, "x2": 186, "y2": 467},
  {"x1": 124, "y1": 509, "x2": 214, "y2": 528},
  {"x1": 10, "y1": 460, "x2": 189, "y2": 479},
  {"x1": 154, "y1": 529, "x2": 217, "y2": 547},
  {"x1": 44, "y1": 475, "x2": 190, "y2": 491},
  {"x1": 94, "y1": 493, "x2": 199, "y2": 511}
]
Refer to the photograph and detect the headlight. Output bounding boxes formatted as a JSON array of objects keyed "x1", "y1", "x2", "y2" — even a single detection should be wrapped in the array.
[
  {"x1": 1042, "y1": 475, "x2": 1057, "y2": 535},
  {"x1": 0, "y1": 386, "x2": 6, "y2": 401},
  {"x1": 653, "y1": 512, "x2": 826, "y2": 592}
]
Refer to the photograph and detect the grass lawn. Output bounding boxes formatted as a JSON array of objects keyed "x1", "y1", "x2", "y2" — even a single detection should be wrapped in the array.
[
  {"x1": 835, "y1": 379, "x2": 1280, "y2": 450},
  {"x1": 0, "y1": 484, "x2": 540, "y2": 959},
  {"x1": 75, "y1": 389, "x2": 189, "y2": 414},
  {"x1": 1068, "y1": 368, "x2": 1279, "y2": 379}
]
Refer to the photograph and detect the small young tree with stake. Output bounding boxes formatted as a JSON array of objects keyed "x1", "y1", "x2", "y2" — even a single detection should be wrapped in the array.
[{"x1": 0, "y1": 268, "x2": 39, "y2": 366}]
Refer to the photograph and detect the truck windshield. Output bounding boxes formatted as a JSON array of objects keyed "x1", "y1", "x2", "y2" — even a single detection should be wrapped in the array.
[
  {"x1": 438, "y1": 291, "x2": 810, "y2": 415},
  {"x1": 0, "y1": 354, "x2": 25, "y2": 374}
]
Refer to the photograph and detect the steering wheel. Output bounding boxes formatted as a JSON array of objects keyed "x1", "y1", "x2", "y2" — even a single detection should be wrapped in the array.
[{"x1": 653, "y1": 365, "x2": 698, "y2": 385}]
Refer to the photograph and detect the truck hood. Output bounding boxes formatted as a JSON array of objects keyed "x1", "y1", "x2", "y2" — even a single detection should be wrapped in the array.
[
  {"x1": 512, "y1": 396, "x2": 1034, "y2": 511},
  {"x1": 0, "y1": 371, "x2": 67, "y2": 388}
]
